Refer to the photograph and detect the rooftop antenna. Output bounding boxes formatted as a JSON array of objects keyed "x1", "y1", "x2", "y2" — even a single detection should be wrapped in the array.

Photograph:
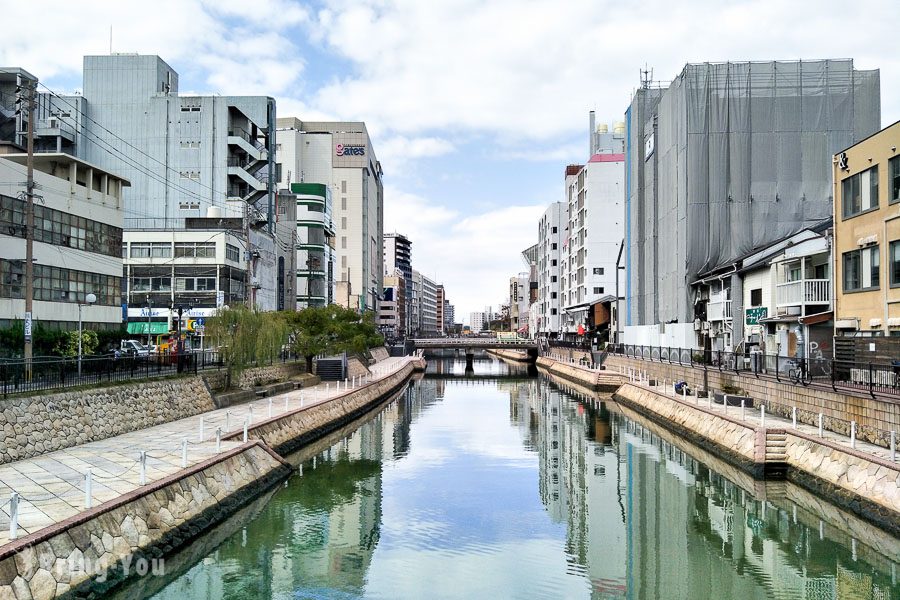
[
  {"x1": 109, "y1": 25, "x2": 113, "y2": 54},
  {"x1": 640, "y1": 64, "x2": 653, "y2": 89}
]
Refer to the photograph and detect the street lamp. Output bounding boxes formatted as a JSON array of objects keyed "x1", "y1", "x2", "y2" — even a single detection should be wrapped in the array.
[{"x1": 77, "y1": 292, "x2": 97, "y2": 377}]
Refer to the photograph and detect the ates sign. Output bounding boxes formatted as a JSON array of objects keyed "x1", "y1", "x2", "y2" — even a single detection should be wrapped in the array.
[{"x1": 335, "y1": 143, "x2": 365, "y2": 157}]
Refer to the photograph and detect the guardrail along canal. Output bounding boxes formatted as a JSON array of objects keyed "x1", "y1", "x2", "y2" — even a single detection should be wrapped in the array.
[{"x1": 122, "y1": 357, "x2": 899, "y2": 599}]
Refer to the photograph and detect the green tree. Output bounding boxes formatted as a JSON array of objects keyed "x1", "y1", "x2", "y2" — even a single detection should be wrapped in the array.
[
  {"x1": 55, "y1": 329, "x2": 99, "y2": 358},
  {"x1": 205, "y1": 306, "x2": 290, "y2": 389},
  {"x1": 286, "y1": 305, "x2": 383, "y2": 372}
]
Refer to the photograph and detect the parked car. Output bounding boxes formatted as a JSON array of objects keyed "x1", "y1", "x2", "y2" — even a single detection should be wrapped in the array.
[{"x1": 120, "y1": 340, "x2": 150, "y2": 357}]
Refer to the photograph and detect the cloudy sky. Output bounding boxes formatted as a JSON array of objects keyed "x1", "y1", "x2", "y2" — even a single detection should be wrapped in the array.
[{"x1": 3, "y1": 0, "x2": 899, "y2": 318}]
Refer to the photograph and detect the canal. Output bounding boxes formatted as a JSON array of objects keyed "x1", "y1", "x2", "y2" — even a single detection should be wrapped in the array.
[{"x1": 121, "y1": 357, "x2": 899, "y2": 599}]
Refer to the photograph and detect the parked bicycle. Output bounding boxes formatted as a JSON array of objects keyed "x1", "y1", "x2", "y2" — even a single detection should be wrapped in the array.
[{"x1": 788, "y1": 359, "x2": 809, "y2": 386}]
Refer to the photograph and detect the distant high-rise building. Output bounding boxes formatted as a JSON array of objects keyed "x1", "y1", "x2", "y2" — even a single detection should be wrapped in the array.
[
  {"x1": 537, "y1": 202, "x2": 567, "y2": 336},
  {"x1": 378, "y1": 273, "x2": 406, "y2": 339},
  {"x1": 384, "y1": 233, "x2": 413, "y2": 331}
]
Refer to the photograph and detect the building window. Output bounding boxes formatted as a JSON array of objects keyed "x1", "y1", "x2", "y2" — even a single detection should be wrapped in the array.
[
  {"x1": 843, "y1": 246, "x2": 879, "y2": 292},
  {"x1": 551, "y1": 243, "x2": 557, "y2": 250},
  {"x1": 226, "y1": 244, "x2": 240, "y2": 262},
  {"x1": 130, "y1": 243, "x2": 151, "y2": 258},
  {"x1": 150, "y1": 243, "x2": 171, "y2": 258},
  {"x1": 341, "y1": 197, "x2": 347, "y2": 210},
  {"x1": 750, "y1": 288, "x2": 762, "y2": 307},
  {"x1": 593, "y1": 287, "x2": 604, "y2": 294},
  {"x1": 175, "y1": 242, "x2": 216, "y2": 258},
  {"x1": 841, "y1": 166, "x2": 879, "y2": 219},
  {"x1": 551, "y1": 292, "x2": 557, "y2": 299},
  {"x1": 891, "y1": 241, "x2": 900, "y2": 287},
  {"x1": 341, "y1": 181, "x2": 347, "y2": 193},
  {"x1": 176, "y1": 277, "x2": 216, "y2": 292},
  {"x1": 121, "y1": 243, "x2": 128, "y2": 258},
  {"x1": 551, "y1": 259, "x2": 557, "y2": 266},
  {"x1": 891, "y1": 156, "x2": 900, "y2": 204},
  {"x1": 550, "y1": 308, "x2": 557, "y2": 315},
  {"x1": 551, "y1": 276, "x2": 557, "y2": 283},
  {"x1": 593, "y1": 267, "x2": 604, "y2": 275},
  {"x1": 341, "y1": 217, "x2": 347, "y2": 229},
  {"x1": 551, "y1": 226, "x2": 557, "y2": 234},
  {"x1": 341, "y1": 236, "x2": 347, "y2": 249}
]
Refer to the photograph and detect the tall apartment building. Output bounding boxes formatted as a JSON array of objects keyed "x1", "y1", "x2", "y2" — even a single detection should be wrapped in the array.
[
  {"x1": 384, "y1": 233, "x2": 412, "y2": 332},
  {"x1": 411, "y1": 270, "x2": 438, "y2": 336},
  {"x1": 625, "y1": 60, "x2": 880, "y2": 350},
  {"x1": 435, "y1": 285, "x2": 445, "y2": 335},
  {"x1": 470, "y1": 311, "x2": 487, "y2": 332},
  {"x1": 276, "y1": 118, "x2": 384, "y2": 312},
  {"x1": 537, "y1": 202, "x2": 567, "y2": 337},
  {"x1": 444, "y1": 301, "x2": 455, "y2": 332},
  {"x1": 283, "y1": 183, "x2": 336, "y2": 308},
  {"x1": 0, "y1": 152, "x2": 126, "y2": 332}
]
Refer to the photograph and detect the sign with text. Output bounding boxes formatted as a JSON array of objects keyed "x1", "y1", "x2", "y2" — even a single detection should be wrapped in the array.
[
  {"x1": 24, "y1": 311, "x2": 32, "y2": 342},
  {"x1": 335, "y1": 143, "x2": 365, "y2": 156},
  {"x1": 745, "y1": 307, "x2": 768, "y2": 325}
]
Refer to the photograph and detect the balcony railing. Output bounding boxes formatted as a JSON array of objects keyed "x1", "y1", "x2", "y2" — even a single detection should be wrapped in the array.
[
  {"x1": 707, "y1": 299, "x2": 732, "y2": 321},
  {"x1": 776, "y1": 278, "x2": 831, "y2": 307}
]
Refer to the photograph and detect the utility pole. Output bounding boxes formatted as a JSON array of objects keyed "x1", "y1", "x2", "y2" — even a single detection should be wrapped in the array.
[
  {"x1": 22, "y1": 78, "x2": 36, "y2": 375},
  {"x1": 244, "y1": 201, "x2": 253, "y2": 309}
]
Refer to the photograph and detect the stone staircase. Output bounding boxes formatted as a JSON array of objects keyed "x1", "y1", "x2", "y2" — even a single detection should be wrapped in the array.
[{"x1": 764, "y1": 430, "x2": 788, "y2": 477}]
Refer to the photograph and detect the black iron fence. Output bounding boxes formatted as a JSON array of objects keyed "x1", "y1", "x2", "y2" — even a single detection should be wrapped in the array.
[
  {"x1": 606, "y1": 343, "x2": 900, "y2": 399},
  {"x1": 0, "y1": 349, "x2": 300, "y2": 398},
  {"x1": 548, "y1": 339, "x2": 592, "y2": 350}
]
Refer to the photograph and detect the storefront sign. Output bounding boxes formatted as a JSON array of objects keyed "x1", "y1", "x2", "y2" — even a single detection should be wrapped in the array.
[
  {"x1": 24, "y1": 312, "x2": 32, "y2": 343},
  {"x1": 745, "y1": 307, "x2": 768, "y2": 325},
  {"x1": 335, "y1": 143, "x2": 365, "y2": 156}
]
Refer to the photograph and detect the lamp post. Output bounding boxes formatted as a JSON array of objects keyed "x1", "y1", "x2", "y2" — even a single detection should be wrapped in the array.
[
  {"x1": 146, "y1": 295, "x2": 152, "y2": 348},
  {"x1": 78, "y1": 292, "x2": 97, "y2": 377}
]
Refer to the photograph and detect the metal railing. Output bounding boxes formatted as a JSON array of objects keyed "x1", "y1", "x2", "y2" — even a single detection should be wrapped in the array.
[
  {"x1": 607, "y1": 343, "x2": 900, "y2": 399},
  {"x1": 775, "y1": 278, "x2": 831, "y2": 306},
  {"x1": 0, "y1": 350, "x2": 299, "y2": 398}
]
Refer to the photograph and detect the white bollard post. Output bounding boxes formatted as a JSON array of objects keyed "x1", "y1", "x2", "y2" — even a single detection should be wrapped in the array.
[
  {"x1": 760, "y1": 405, "x2": 766, "y2": 428},
  {"x1": 243, "y1": 418, "x2": 249, "y2": 443},
  {"x1": 268, "y1": 398, "x2": 273, "y2": 419},
  {"x1": 140, "y1": 451, "x2": 147, "y2": 485},
  {"x1": 216, "y1": 427, "x2": 222, "y2": 452},
  {"x1": 741, "y1": 398, "x2": 746, "y2": 421},
  {"x1": 792, "y1": 407, "x2": 797, "y2": 429},
  {"x1": 850, "y1": 421, "x2": 856, "y2": 449},
  {"x1": 199, "y1": 415, "x2": 205, "y2": 442},
  {"x1": 891, "y1": 431, "x2": 896, "y2": 462},
  {"x1": 723, "y1": 396, "x2": 728, "y2": 416},
  {"x1": 285, "y1": 396, "x2": 289, "y2": 412},
  {"x1": 248, "y1": 404, "x2": 254, "y2": 424},
  {"x1": 326, "y1": 382, "x2": 330, "y2": 393},
  {"x1": 707, "y1": 392, "x2": 712, "y2": 409},
  {"x1": 818, "y1": 413, "x2": 824, "y2": 438},
  {"x1": 9, "y1": 493, "x2": 19, "y2": 540},
  {"x1": 84, "y1": 469, "x2": 92, "y2": 509},
  {"x1": 181, "y1": 438, "x2": 188, "y2": 468},
  {"x1": 226, "y1": 411, "x2": 231, "y2": 431}
]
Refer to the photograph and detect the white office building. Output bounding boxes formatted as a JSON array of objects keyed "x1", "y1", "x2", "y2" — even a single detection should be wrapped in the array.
[
  {"x1": 276, "y1": 118, "x2": 383, "y2": 312},
  {"x1": 537, "y1": 201, "x2": 567, "y2": 337}
]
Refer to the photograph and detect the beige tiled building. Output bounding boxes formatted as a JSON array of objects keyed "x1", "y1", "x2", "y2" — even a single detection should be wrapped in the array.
[{"x1": 833, "y1": 120, "x2": 900, "y2": 337}]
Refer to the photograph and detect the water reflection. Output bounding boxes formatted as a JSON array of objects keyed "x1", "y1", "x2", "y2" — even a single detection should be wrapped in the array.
[{"x1": 139, "y1": 359, "x2": 899, "y2": 600}]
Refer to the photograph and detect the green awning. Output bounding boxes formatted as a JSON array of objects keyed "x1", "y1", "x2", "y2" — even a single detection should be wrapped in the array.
[{"x1": 126, "y1": 322, "x2": 169, "y2": 335}]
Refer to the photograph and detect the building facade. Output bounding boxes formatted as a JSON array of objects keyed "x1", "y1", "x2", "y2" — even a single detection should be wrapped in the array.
[
  {"x1": 276, "y1": 118, "x2": 383, "y2": 312},
  {"x1": 286, "y1": 183, "x2": 336, "y2": 308},
  {"x1": 509, "y1": 273, "x2": 530, "y2": 334},
  {"x1": 436, "y1": 285, "x2": 446, "y2": 335},
  {"x1": 411, "y1": 270, "x2": 438, "y2": 336},
  {"x1": 0, "y1": 153, "x2": 126, "y2": 333},
  {"x1": 383, "y1": 233, "x2": 412, "y2": 332},
  {"x1": 378, "y1": 273, "x2": 406, "y2": 340},
  {"x1": 626, "y1": 59, "x2": 880, "y2": 350},
  {"x1": 833, "y1": 120, "x2": 900, "y2": 338}
]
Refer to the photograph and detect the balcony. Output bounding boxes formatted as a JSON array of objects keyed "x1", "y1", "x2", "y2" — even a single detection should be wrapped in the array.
[
  {"x1": 776, "y1": 278, "x2": 831, "y2": 308},
  {"x1": 707, "y1": 299, "x2": 732, "y2": 322}
]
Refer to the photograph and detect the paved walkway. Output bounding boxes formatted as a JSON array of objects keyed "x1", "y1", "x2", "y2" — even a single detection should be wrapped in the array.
[
  {"x1": 615, "y1": 368, "x2": 899, "y2": 466},
  {"x1": 0, "y1": 357, "x2": 413, "y2": 546}
]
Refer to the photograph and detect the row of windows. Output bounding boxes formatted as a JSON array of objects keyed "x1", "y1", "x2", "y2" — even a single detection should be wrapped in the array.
[
  {"x1": 843, "y1": 245, "x2": 882, "y2": 291},
  {"x1": 131, "y1": 275, "x2": 223, "y2": 292},
  {"x1": 226, "y1": 244, "x2": 241, "y2": 262},
  {"x1": 127, "y1": 242, "x2": 217, "y2": 259},
  {"x1": 842, "y1": 157, "x2": 900, "y2": 220},
  {"x1": 0, "y1": 195, "x2": 122, "y2": 258},
  {"x1": 0, "y1": 260, "x2": 121, "y2": 305}
]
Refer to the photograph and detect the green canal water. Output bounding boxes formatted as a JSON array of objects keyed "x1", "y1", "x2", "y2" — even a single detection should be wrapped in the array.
[{"x1": 124, "y1": 357, "x2": 898, "y2": 599}]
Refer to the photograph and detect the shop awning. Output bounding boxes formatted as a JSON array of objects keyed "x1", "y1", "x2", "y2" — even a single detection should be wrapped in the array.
[{"x1": 126, "y1": 322, "x2": 169, "y2": 335}]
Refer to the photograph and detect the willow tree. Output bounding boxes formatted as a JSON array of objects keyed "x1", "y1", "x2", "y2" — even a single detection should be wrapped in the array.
[{"x1": 205, "y1": 306, "x2": 289, "y2": 389}]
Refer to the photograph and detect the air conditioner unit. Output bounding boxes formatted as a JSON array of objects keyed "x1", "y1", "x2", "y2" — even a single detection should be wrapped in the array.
[
  {"x1": 701, "y1": 322, "x2": 710, "y2": 331},
  {"x1": 693, "y1": 318, "x2": 702, "y2": 331}
]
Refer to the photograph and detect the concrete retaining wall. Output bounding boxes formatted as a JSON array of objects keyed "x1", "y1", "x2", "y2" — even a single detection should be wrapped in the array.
[
  {"x1": 201, "y1": 361, "x2": 305, "y2": 392},
  {"x1": 0, "y1": 378, "x2": 214, "y2": 465},
  {"x1": 536, "y1": 357, "x2": 625, "y2": 392},
  {"x1": 613, "y1": 382, "x2": 900, "y2": 536},
  {"x1": 225, "y1": 361, "x2": 420, "y2": 456},
  {"x1": 487, "y1": 349, "x2": 530, "y2": 362},
  {"x1": 604, "y1": 354, "x2": 900, "y2": 447},
  {"x1": 0, "y1": 442, "x2": 290, "y2": 598}
]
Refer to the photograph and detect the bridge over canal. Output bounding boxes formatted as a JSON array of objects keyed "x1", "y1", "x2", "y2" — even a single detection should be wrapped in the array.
[{"x1": 410, "y1": 338, "x2": 539, "y2": 367}]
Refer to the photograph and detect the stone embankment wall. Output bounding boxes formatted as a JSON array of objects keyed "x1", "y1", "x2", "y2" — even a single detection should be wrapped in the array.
[
  {"x1": 536, "y1": 357, "x2": 625, "y2": 392},
  {"x1": 226, "y1": 360, "x2": 421, "y2": 456},
  {"x1": 0, "y1": 378, "x2": 214, "y2": 465},
  {"x1": 487, "y1": 349, "x2": 531, "y2": 362},
  {"x1": 201, "y1": 361, "x2": 305, "y2": 392},
  {"x1": 604, "y1": 354, "x2": 900, "y2": 446},
  {"x1": 613, "y1": 382, "x2": 900, "y2": 536},
  {"x1": 0, "y1": 442, "x2": 290, "y2": 598},
  {"x1": 347, "y1": 357, "x2": 371, "y2": 379},
  {"x1": 370, "y1": 347, "x2": 390, "y2": 362}
]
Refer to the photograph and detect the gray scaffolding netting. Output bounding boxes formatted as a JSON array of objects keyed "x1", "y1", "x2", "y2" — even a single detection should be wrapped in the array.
[{"x1": 628, "y1": 59, "x2": 881, "y2": 326}]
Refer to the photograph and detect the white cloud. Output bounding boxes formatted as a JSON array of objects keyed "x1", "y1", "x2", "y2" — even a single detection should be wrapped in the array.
[{"x1": 377, "y1": 135, "x2": 456, "y2": 170}]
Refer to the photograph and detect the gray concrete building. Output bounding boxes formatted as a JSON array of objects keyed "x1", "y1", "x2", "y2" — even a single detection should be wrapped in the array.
[{"x1": 625, "y1": 59, "x2": 881, "y2": 350}]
